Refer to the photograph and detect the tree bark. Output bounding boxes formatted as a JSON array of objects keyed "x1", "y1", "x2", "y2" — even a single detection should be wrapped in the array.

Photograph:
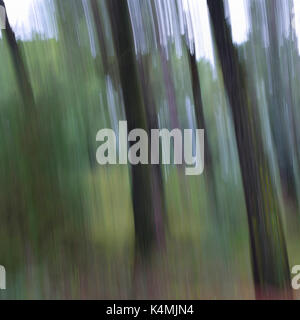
[{"x1": 207, "y1": 0, "x2": 292, "y2": 299}]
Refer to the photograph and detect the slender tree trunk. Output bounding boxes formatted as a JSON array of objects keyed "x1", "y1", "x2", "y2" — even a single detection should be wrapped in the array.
[
  {"x1": 137, "y1": 53, "x2": 167, "y2": 245},
  {"x1": 187, "y1": 48, "x2": 218, "y2": 218},
  {"x1": 207, "y1": 0, "x2": 292, "y2": 299},
  {"x1": 266, "y1": 0, "x2": 298, "y2": 208},
  {"x1": 90, "y1": 0, "x2": 118, "y2": 89},
  {"x1": 106, "y1": 0, "x2": 161, "y2": 259},
  {"x1": 90, "y1": 0, "x2": 109, "y2": 74}
]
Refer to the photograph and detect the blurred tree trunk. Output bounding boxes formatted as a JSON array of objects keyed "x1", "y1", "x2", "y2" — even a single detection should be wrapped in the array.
[
  {"x1": 137, "y1": 53, "x2": 167, "y2": 243},
  {"x1": 187, "y1": 48, "x2": 218, "y2": 218},
  {"x1": 207, "y1": 0, "x2": 291, "y2": 299},
  {"x1": 90, "y1": 0, "x2": 108, "y2": 74},
  {"x1": 266, "y1": 0, "x2": 298, "y2": 208},
  {"x1": 90, "y1": 0, "x2": 118, "y2": 89},
  {"x1": 106, "y1": 0, "x2": 162, "y2": 260}
]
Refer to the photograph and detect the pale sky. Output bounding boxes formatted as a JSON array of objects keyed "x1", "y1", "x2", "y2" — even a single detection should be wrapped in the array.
[
  {"x1": 2, "y1": 0, "x2": 300, "y2": 53},
  {"x1": 5, "y1": 0, "x2": 41, "y2": 38},
  {"x1": 4, "y1": 0, "x2": 56, "y2": 39},
  {"x1": 2, "y1": 0, "x2": 250, "y2": 42}
]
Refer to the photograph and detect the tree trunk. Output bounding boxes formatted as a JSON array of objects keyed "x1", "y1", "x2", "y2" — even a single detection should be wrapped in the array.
[
  {"x1": 90, "y1": 0, "x2": 109, "y2": 74},
  {"x1": 266, "y1": 0, "x2": 298, "y2": 208},
  {"x1": 207, "y1": 0, "x2": 292, "y2": 299},
  {"x1": 187, "y1": 48, "x2": 218, "y2": 219},
  {"x1": 106, "y1": 0, "x2": 161, "y2": 259},
  {"x1": 90, "y1": 0, "x2": 118, "y2": 89},
  {"x1": 137, "y1": 53, "x2": 167, "y2": 246}
]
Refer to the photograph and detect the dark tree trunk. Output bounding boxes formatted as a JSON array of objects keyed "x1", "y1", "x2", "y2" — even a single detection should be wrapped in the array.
[
  {"x1": 137, "y1": 53, "x2": 167, "y2": 245},
  {"x1": 207, "y1": 0, "x2": 292, "y2": 299},
  {"x1": 106, "y1": 0, "x2": 161, "y2": 259}
]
